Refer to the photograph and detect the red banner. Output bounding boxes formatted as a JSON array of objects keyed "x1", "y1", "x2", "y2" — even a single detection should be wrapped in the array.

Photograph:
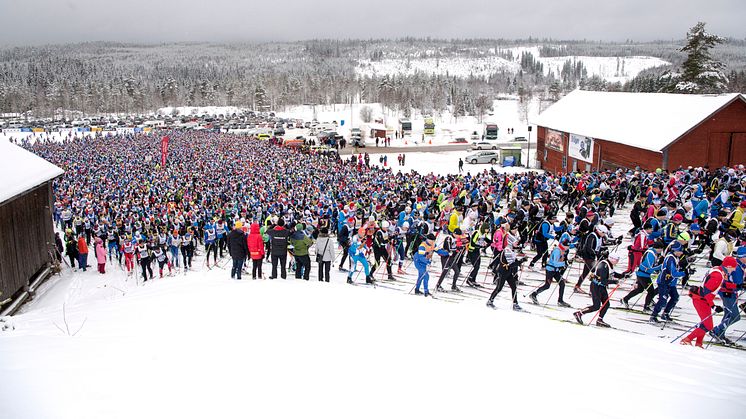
[{"x1": 161, "y1": 136, "x2": 169, "y2": 167}]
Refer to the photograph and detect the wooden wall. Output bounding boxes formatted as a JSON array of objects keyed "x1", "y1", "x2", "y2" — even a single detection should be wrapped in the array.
[{"x1": 0, "y1": 182, "x2": 55, "y2": 300}]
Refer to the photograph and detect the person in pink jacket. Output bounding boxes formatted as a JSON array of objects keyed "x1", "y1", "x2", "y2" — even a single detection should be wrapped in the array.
[{"x1": 95, "y1": 237, "x2": 107, "y2": 274}]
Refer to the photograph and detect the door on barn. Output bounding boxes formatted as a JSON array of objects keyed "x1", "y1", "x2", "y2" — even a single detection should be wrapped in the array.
[
  {"x1": 729, "y1": 133, "x2": 746, "y2": 166},
  {"x1": 707, "y1": 133, "x2": 730, "y2": 168}
]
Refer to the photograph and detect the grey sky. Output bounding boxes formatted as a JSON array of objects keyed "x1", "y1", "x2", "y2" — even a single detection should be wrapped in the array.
[{"x1": 0, "y1": 0, "x2": 744, "y2": 45}]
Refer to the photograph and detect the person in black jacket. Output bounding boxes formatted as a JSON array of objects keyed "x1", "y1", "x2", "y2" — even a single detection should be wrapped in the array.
[
  {"x1": 574, "y1": 254, "x2": 625, "y2": 327},
  {"x1": 575, "y1": 224, "x2": 607, "y2": 294},
  {"x1": 227, "y1": 221, "x2": 249, "y2": 280},
  {"x1": 267, "y1": 218, "x2": 291, "y2": 279}
]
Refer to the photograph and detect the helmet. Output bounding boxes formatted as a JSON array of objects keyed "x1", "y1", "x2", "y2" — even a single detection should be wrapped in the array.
[
  {"x1": 381, "y1": 220, "x2": 390, "y2": 229},
  {"x1": 604, "y1": 217, "x2": 615, "y2": 226},
  {"x1": 595, "y1": 225, "x2": 608, "y2": 235},
  {"x1": 608, "y1": 254, "x2": 620, "y2": 264}
]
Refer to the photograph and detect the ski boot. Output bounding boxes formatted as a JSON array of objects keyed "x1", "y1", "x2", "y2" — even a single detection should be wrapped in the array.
[
  {"x1": 573, "y1": 311, "x2": 584, "y2": 324},
  {"x1": 414, "y1": 289, "x2": 423, "y2": 295},
  {"x1": 642, "y1": 306, "x2": 651, "y2": 313},
  {"x1": 397, "y1": 268, "x2": 407, "y2": 275},
  {"x1": 486, "y1": 300, "x2": 496, "y2": 309},
  {"x1": 648, "y1": 315, "x2": 660, "y2": 324},
  {"x1": 387, "y1": 275, "x2": 395, "y2": 281},
  {"x1": 596, "y1": 318, "x2": 611, "y2": 328},
  {"x1": 620, "y1": 298, "x2": 630, "y2": 310},
  {"x1": 346, "y1": 277, "x2": 353, "y2": 284},
  {"x1": 451, "y1": 286, "x2": 462, "y2": 293},
  {"x1": 573, "y1": 285, "x2": 588, "y2": 295},
  {"x1": 680, "y1": 337, "x2": 693, "y2": 346},
  {"x1": 512, "y1": 303, "x2": 523, "y2": 312},
  {"x1": 365, "y1": 275, "x2": 375, "y2": 285},
  {"x1": 529, "y1": 293, "x2": 539, "y2": 305},
  {"x1": 661, "y1": 313, "x2": 673, "y2": 322},
  {"x1": 557, "y1": 300, "x2": 571, "y2": 308},
  {"x1": 436, "y1": 285, "x2": 446, "y2": 292},
  {"x1": 466, "y1": 280, "x2": 479, "y2": 288}
]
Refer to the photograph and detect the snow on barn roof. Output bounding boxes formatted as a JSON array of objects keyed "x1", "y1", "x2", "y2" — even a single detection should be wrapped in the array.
[
  {"x1": 0, "y1": 140, "x2": 64, "y2": 205},
  {"x1": 532, "y1": 90, "x2": 745, "y2": 152}
]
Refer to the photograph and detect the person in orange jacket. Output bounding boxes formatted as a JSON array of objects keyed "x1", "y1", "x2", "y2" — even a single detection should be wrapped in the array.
[
  {"x1": 680, "y1": 256, "x2": 738, "y2": 347},
  {"x1": 77, "y1": 234, "x2": 89, "y2": 272}
]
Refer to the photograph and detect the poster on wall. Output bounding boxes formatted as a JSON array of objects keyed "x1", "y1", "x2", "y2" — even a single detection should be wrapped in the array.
[
  {"x1": 545, "y1": 129, "x2": 563, "y2": 152},
  {"x1": 568, "y1": 133, "x2": 594, "y2": 163}
]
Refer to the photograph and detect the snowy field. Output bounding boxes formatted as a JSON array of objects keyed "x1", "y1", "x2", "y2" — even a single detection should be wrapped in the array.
[
  {"x1": 1, "y1": 157, "x2": 746, "y2": 418},
  {"x1": 360, "y1": 150, "x2": 539, "y2": 176},
  {"x1": 358, "y1": 46, "x2": 669, "y2": 83}
]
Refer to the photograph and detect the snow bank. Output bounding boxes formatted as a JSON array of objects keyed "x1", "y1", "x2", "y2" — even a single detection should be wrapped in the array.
[{"x1": 0, "y1": 139, "x2": 64, "y2": 204}]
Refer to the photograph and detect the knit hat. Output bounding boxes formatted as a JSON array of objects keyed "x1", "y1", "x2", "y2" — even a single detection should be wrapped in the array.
[
  {"x1": 426, "y1": 234, "x2": 436, "y2": 241},
  {"x1": 234, "y1": 221, "x2": 243, "y2": 229},
  {"x1": 735, "y1": 247, "x2": 746, "y2": 258},
  {"x1": 295, "y1": 223, "x2": 305, "y2": 231},
  {"x1": 721, "y1": 256, "x2": 738, "y2": 269},
  {"x1": 670, "y1": 242, "x2": 683, "y2": 252},
  {"x1": 672, "y1": 214, "x2": 683, "y2": 222}
]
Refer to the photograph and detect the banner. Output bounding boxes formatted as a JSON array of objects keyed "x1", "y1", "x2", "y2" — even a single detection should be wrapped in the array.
[
  {"x1": 161, "y1": 136, "x2": 169, "y2": 167},
  {"x1": 568, "y1": 133, "x2": 594, "y2": 163},
  {"x1": 545, "y1": 129, "x2": 563, "y2": 152}
]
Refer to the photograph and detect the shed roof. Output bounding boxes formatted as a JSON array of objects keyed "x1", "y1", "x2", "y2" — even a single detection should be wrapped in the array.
[
  {"x1": 532, "y1": 90, "x2": 745, "y2": 152},
  {"x1": 0, "y1": 141, "x2": 64, "y2": 205}
]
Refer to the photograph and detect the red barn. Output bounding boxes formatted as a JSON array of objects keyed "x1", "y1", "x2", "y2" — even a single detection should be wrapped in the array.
[{"x1": 532, "y1": 90, "x2": 746, "y2": 173}]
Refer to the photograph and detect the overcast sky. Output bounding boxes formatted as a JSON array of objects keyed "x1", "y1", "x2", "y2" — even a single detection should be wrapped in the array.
[{"x1": 0, "y1": 0, "x2": 744, "y2": 46}]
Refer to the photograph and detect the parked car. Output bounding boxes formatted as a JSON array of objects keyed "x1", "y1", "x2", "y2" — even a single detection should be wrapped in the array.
[
  {"x1": 513, "y1": 136, "x2": 527, "y2": 142},
  {"x1": 470, "y1": 141, "x2": 498, "y2": 150},
  {"x1": 449, "y1": 137, "x2": 468, "y2": 144},
  {"x1": 465, "y1": 150, "x2": 499, "y2": 165}
]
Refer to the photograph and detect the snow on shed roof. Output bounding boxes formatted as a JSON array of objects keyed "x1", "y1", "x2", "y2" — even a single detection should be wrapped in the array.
[
  {"x1": 532, "y1": 90, "x2": 745, "y2": 152},
  {"x1": 0, "y1": 140, "x2": 64, "y2": 205}
]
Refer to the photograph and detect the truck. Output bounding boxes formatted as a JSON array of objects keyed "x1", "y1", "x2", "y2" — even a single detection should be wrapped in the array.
[
  {"x1": 483, "y1": 124, "x2": 499, "y2": 140},
  {"x1": 424, "y1": 117, "x2": 435, "y2": 136},
  {"x1": 399, "y1": 118, "x2": 412, "y2": 136},
  {"x1": 350, "y1": 128, "x2": 365, "y2": 147}
]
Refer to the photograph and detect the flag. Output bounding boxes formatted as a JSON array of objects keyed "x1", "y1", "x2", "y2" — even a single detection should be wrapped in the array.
[{"x1": 161, "y1": 136, "x2": 169, "y2": 167}]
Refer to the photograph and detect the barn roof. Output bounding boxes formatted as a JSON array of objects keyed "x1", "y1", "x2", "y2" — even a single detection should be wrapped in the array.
[
  {"x1": 0, "y1": 140, "x2": 64, "y2": 205},
  {"x1": 532, "y1": 90, "x2": 745, "y2": 153}
]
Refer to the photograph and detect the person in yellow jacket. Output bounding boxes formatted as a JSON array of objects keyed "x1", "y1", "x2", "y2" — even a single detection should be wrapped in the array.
[
  {"x1": 448, "y1": 206, "x2": 462, "y2": 233},
  {"x1": 728, "y1": 201, "x2": 746, "y2": 232}
]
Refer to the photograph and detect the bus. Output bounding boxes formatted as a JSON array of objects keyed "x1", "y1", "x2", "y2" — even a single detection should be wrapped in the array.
[
  {"x1": 484, "y1": 124, "x2": 499, "y2": 140},
  {"x1": 424, "y1": 117, "x2": 435, "y2": 136},
  {"x1": 399, "y1": 118, "x2": 412, "y2": 136}
]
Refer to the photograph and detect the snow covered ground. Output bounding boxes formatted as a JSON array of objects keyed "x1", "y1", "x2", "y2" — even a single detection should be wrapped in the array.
[
  {"x1": 360, "y1": 150, "x2": 539, "y2": 176},
  {"x1": 358, "y1": 46, "x2": 669, "y2": 83}
]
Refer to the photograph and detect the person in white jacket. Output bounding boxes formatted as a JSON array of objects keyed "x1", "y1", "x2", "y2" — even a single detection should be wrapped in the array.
[
  {"x1": 314, "y1": 227, "x2": 336, "y2": 282},
  {"x1": 711, "y1": 231, "x2": 735, "y2": 266}
]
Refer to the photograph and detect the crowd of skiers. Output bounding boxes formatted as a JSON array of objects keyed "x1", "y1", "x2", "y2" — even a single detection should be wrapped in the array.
[{"x1": 25, "y1": 130, "x2": 746, "y2": 348}]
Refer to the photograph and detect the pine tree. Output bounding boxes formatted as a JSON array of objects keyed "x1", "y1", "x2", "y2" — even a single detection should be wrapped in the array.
[{"x1": 674, "y1": 22, "x2": 728, "y2": 93}]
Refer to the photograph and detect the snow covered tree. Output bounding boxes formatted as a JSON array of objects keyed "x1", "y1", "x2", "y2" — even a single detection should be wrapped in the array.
[
  {"x1": 359, "y1": 105, "x2": 373, "y2": 123},
  {"x1": 672, "y1": 22, "x2": 728, "y2": 93}
]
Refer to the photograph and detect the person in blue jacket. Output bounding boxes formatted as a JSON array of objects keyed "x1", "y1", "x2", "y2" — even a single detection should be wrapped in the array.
[
  {"x1": 203, "y1": 220, "x2": 218, "y2": 268},
  {"x1": 710, "y1": 246, "x2": 745, "y2": 343},
  {"x1": 650, "y1": 242, "x2": 686, "y2": 323},
  {"x1": 347, "y1": 228, "x2": 373, "y2": 284},
  {"x1": 216, "y1": 219, "x2": 229, "y2": 258},
  {"x1": 530, "y1": 238, "x2": 572, "y2": 307},
  {"x1": 621, "y1": 242, "x2": 663, "y2": 311},
  {"x1": 528, "y1": 213, "x2": 557, "y2": 269},
  {"x1": 414, "y1": 234, "x2": 436, "y2": 296}
]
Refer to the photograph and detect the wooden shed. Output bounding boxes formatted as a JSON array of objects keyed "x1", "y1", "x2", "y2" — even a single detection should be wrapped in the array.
[
  {"x1": 532, "y1": 90, "x2": 746, "y2": 172},
  {"x1": 0, "y1": 140, "x2": 63, "y2": 306}
]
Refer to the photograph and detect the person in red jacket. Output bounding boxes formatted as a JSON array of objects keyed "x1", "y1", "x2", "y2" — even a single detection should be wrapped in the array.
[
  {"x1": 246, "y1": 223, "x2": 265, "y2": 280},
  {"x1": 680, "y1": 256, "x2": 738, "y2": 347},
  {"x1": 622, "y1": 224, "x2": 652, "y2": 275}
]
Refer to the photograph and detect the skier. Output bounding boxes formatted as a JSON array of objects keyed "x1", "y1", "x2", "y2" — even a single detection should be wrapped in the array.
[
  {"x1": 709, "y1": 248, "x2": 744, "y2": 343},
  {"x1": 135, "y1": 239, "x2": 153, "y2": 282},
  {"x1": 414, "y1": 234, "x2": 436, "y2": 296},
  {"x1": 573, "y1": 254, "x2": 624, "y2": 327},
  {"x1": 575, "y1": 224, "x2": 608, "y2": 294},
  {"x1": 528, "y1": 212, "x2": 556, "y2": 270},
  {"x1": 649, "y1": 242, "x2": 687, "y2": 323},
  {"x1": 268, "y1": 218, "x2": 291, "y2": 279},
  {"x1": 370, "y1": 221, "x2": 394, "y2": 280},
  {"x1": 122, "y1": 235, "x2": 136, "y2": 273},
  {"x1": 620, "y1": 242, "x2": 663, "y2": 311},
  {"x1": 487, "y1": 231, "x2": 526, "y2": 311},
  {"x1": 436, "y1": 228, "x2": 466, "y2": 292},
  {"x1": 153, "y1": 246, "x2": 172, "y2": 278},
  {"x1": 680, "y1": 256, "x2": 738, "y2": 347},
  {"x1": 347, "y1": 228, "x2": 373, "y2": 284},
  {"x1": 94, "y1": 237, "x2": 106, "y2": 274},
  {"x1": 204, "y1": 220, "x2": 218, "y2": 268},
  {"x1": 337, "y1": 218, "x2": 354, "y2": 272},
  {"x1": 181, "y1": 228, "x2": 196, "y2": 271},
  {"x1": 530, "y1": 238, "x2": 572, "y2": 307}
]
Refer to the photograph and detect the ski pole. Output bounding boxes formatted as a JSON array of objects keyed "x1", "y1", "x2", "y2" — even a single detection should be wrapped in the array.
[
  {"x1": 629, "y1": 276, "x2": 656, "y2": 310},
  {"x1": 542, "y1": 257, "x2": 576, "y2": 305},
  {"x1": 670, "y1": 309, "x2": 719, "y2": 343},
  {"x1": 587, "y1": 275, "x2": 628, "y2": 326}
]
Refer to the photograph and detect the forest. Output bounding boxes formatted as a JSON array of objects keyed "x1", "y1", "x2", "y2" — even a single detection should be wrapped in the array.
[{"x1": 1, "y1": 38, "x2": 745, "y2": 118}]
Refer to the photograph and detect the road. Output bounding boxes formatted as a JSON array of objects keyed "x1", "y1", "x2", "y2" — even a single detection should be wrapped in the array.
[{"x1": 337, "y1": 144, "x2": 471, "y2": 155}]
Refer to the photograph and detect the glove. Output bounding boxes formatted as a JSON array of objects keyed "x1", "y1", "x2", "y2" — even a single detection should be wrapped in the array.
[
  {"x1": 615, "y1": 236, "x2": 623, "y2": 245},
  {"x1": 713, "y1": 305, "x2": 724, "y2": 314}
]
